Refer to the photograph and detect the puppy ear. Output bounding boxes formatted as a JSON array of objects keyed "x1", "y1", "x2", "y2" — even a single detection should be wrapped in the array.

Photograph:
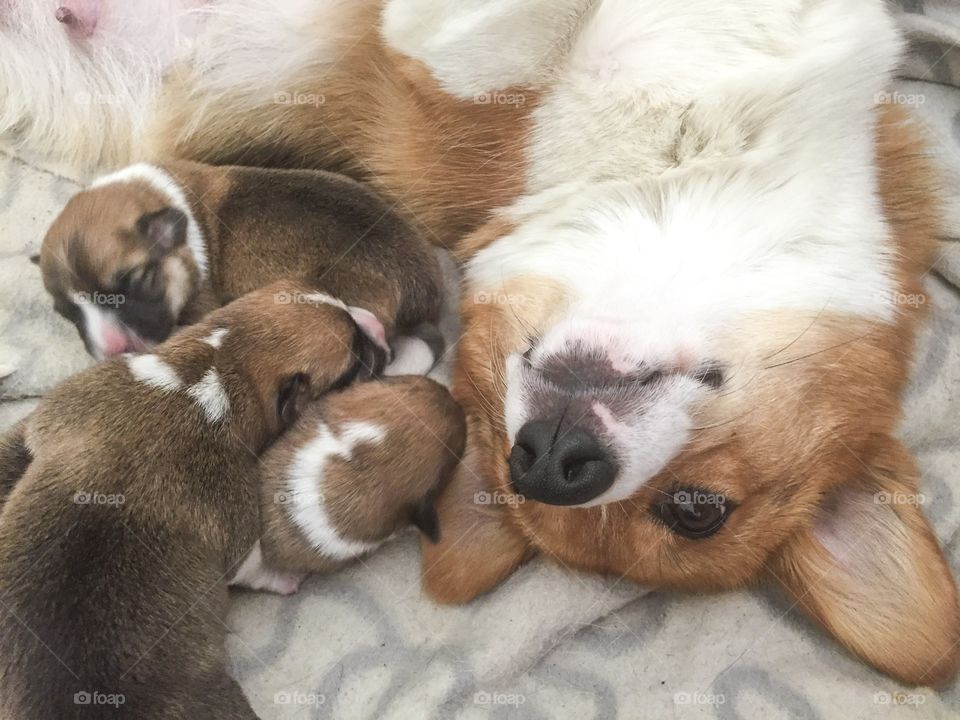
[
  {"x1": 770, "y1": 439, "x2": 960, "y2": 686},
  {"x1": 420, "y1": 429, "x2": 532, "y2": 604},
  {"x1": 137, "y1": 207, "x2": 188, "y2": 254},
  {"x1": 410, "y1": 498, "x2": 440, "y2": 543}
]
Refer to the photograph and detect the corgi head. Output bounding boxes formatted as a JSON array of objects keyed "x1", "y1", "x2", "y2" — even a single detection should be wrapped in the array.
[
  {"x1": 37, "y1": 164, "x2": 207, "y2": 359},
  {"x1": 425, "y1": 106, "x2": 960, "y2": 686}
]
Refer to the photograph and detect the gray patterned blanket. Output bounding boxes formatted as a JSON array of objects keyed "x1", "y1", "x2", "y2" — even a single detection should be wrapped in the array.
[{"x1": 1, "y1": 1, "x2": 959, "y2": 717}]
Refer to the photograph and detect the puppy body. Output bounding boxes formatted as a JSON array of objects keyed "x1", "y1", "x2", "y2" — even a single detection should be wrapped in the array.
[
  {"x1": 251, "y1": 376, "x2": 465, "y2": 585},
  {"x1": 39, "y1": 161, "x2": 443, "y2": 358},
  {"x1": 0, "y1": 281, "x2": 386, "y2": 719}
]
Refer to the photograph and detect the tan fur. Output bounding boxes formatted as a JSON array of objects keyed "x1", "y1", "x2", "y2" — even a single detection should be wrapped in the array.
[{"x1": 260, "y1": 376, "x2": 465, "y2": 573}]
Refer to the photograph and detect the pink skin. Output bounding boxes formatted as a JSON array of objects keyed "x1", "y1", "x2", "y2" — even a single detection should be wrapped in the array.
[
  {"x1": 347, "y1": 306, "x2": 391, "y2": 357},
  {"x1": 55, "y1": 0, "x2": 102, "y2": 39},
  {"x1": 91, "y1": 321, "x2": 148, "y2": 360}
]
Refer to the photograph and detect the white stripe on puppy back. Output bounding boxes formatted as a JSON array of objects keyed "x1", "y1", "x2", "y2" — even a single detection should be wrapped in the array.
[
  {"x1": 203, "y1": 328, "x2": 228, "y2": 348},
  {"x1": 286, "y1": 421, "x2": 387, "y2": 561},
  {"x1": 186, "y1": 368, "x2": 230, "y2": 423},
  {"x1": 90, "y1": 163, "x2": 208, "y2": 278},
  {"x1": 126, "y1": 354, "x2": 182, "y2": 391}
]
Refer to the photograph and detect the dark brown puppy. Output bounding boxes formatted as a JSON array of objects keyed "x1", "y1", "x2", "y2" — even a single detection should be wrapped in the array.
[
  {"x1": 36, "y1": 161, "x2": 442, "y2": 359},
  {"x1": 0, "y1": 280, "x2": 393, "y2": 720},
  {"x1": 230, "y1": 376, "x2": 465, "y2": 594}
]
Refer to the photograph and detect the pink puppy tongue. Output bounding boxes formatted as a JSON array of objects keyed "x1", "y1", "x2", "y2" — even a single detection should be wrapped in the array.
[{"x1": 56, "y1": 0, "x2": 101, "y2": 38}]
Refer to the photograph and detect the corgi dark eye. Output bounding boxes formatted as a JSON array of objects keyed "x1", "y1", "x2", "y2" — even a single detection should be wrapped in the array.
[{"x1": 653, "y1": 488, "x2": 730, "y2": 539}]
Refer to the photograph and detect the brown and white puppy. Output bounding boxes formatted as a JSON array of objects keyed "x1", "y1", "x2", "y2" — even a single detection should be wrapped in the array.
[
  {"x1": 36, "y1": 161, "x2": 442, "y2": 360},
  {"x1": 230, "y1": 376, "x2": 465, "y2": 594},
  {"x1": 0, "y1": 280, "x2": 391, "y2": 720}
]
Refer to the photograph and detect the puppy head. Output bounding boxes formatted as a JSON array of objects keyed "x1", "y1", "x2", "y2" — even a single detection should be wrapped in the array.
[
  {"x1": 262, "y1": 375, "x2": 465, "y2": 563},
  {"x1": 37, "y1": 164, "x2": 204, "y2": 359},
  {"x1": 148, "y1": 281, "x2": 391, "y2": 452}
]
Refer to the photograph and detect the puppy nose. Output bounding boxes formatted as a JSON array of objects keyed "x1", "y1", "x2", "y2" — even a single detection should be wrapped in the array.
[{"x1": 509, "y1": 420, "x2": 617, "y2": 506}]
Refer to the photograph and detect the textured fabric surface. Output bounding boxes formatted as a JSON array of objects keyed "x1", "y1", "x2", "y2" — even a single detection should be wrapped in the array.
[{"x1": 1, "y1": 2, "x2": 959, "y2": 717}]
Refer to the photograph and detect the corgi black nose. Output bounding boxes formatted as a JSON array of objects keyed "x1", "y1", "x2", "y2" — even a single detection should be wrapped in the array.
[{"x1": 509, "y1": 420, "x2": 617, "y2": 506}]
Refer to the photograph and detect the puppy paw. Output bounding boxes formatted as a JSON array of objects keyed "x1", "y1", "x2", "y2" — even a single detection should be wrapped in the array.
[{"x1": 385, "y1": 324, "x2": 446, "y2": 376}]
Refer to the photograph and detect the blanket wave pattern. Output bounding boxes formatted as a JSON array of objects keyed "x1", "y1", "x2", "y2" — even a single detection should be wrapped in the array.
[{"x1": 1, "y1": 1, "x2": 959, "y2": 717}]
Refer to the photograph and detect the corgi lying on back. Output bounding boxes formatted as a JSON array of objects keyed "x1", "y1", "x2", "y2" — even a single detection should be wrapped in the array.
[
  {"x1": 0, "y1": 281, "x2": 423, "y2": 720},
  {"x1": 36, "y1": 161, "x2": 443, "y2": 360},
  {"x1": 232, "y1": 375, "x2": 466, "y2": 595}
]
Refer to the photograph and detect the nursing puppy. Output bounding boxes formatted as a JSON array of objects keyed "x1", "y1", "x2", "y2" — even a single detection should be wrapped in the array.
[
  {"x1": 0, "y1": 281, "x2": 392, "y2": 719},
  {"x1": 231, "y1": 376, "x2": 466, "y2": 594},
  {"x1": 37, "y1": 161, "x2": 442, "y2": 359}
]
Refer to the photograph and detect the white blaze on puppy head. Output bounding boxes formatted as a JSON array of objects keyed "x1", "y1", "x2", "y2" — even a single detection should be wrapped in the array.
[{"x1": 286, "y1": 420, "x2": 388, "y2": 560}]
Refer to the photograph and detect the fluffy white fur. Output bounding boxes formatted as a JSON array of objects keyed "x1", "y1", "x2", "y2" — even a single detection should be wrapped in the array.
[
  {"x1": 286, "y1": 420, "x2": 388, "y2": 561},
  {"x1": 0, "y1": 0, "x2": 208, "y2": 170},
  {"x1": 381, "y1": 0, "x2": 585, "y2": 98}
]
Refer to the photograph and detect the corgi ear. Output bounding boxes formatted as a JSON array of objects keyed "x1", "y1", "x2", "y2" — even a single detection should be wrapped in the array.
[
  {"x1": 771, "y1": 439, "x2": 960, "y2": 686},
  {"x1": 420, "y1": 426, "x2": 532, "y2": 604}
]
